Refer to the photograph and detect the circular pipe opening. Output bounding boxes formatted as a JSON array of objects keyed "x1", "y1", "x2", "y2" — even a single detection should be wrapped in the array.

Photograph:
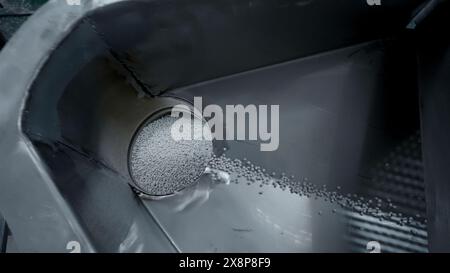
[{"x1": 128, "y1": 106, "x2": 213, "y2": 197}]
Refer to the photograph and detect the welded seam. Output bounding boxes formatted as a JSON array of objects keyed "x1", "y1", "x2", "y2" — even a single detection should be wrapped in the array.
[
  {"x1": 143, "y1": 205, "x2": 182, "y2": 253},
  {"x1": 83, "y1": 16, "x2": 155, "y2": 97}
]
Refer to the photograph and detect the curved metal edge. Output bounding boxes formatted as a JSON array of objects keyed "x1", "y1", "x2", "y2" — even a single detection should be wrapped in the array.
[{"x1": 0, "y1": 0, "x2": 128, "y2": 253}]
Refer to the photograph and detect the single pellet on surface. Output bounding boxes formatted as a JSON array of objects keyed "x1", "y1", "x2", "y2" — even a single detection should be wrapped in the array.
[{"x1": 129, "y1": 115, "x2": 213, "y2": 196}]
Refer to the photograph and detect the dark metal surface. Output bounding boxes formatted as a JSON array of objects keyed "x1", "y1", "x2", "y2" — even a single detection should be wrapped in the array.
[
  {"x1": 0, "y1": 0, "x2": 45, "y2": 39},
  {"x1": 416, "y1": 0, "x2": 450, "y2": 252},
  {"x1": 0, "y1": 215, "x2": 7, "y2": 253},
  {"x1": 0, "y1": 31, "x2": 4, "y2": 47},
  {"x1": 88, "y1": 0, "x2": 424, "y2": 95}
]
